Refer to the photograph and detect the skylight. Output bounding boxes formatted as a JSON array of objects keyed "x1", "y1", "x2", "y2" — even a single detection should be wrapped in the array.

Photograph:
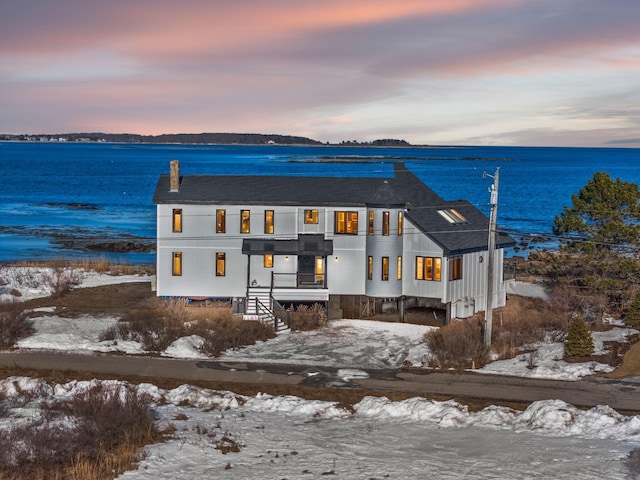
[{"x1": 438, "y1": 208, "x2": 467, "y2": 224}]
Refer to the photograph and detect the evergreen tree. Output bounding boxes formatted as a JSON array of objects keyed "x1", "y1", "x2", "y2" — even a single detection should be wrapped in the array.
[
  {"x1": 564, "y1": 315, "x2": 594, "y2": 358},
  {"x1": 625, "y1": 292, "x2": 640, "y2": 327},
  {"x1": 551, "y1": 172, "x2": 640, "y2": 316}
]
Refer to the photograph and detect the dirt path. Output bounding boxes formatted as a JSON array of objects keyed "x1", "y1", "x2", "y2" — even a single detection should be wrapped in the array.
[{"x1": 1, "y1": 351, "x2": 638, "y2": 413}]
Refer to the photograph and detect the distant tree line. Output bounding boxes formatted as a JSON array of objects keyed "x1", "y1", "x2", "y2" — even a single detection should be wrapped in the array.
[{"x1": 1, "y1": 133, "x2": 416, "y2": 146}]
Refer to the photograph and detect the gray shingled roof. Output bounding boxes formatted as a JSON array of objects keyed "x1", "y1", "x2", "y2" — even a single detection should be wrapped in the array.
[{"x1": 153, "y1": 162, "x2": 515, "y2": 255}]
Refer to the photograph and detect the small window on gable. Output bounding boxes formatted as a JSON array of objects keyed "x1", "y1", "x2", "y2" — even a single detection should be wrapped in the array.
[
  {"x1": 172, "y1": 209, "x2": 182, "y2": 233},
  {"x1": 304, "y1": 209, "x2": 319, "y2": 224},
  {"x1": 172, "y1": 252, "x2": 182, "y2": 276},
  {"x1": 241, "y1": 210, "x2": 250, "y2": 233},
  {"x1": 438, "y1": 208, "x2": 467, "y2": 224}
]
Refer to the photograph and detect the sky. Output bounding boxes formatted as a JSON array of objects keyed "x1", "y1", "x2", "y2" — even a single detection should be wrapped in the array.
[{"x1": 2, "y1": 0, "x2": 640, "y2": 147}]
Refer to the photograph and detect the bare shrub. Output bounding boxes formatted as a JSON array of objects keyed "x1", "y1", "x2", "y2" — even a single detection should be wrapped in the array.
[
  {"x1": 0, "y1": 383, "x2": 159, "y2": 480},
  {"x1": 43, "y1": 266, "x2": 84, "y2": 296},
  {"x1": 492, "y1": 295, "x2": 567, "y2": 360},
  {"x1": 106, "y1": 301, "x2": 189, "y2": 352},
  {"x1": 199, "y1": 318, "x2": 275, "y2": 357},
  {"x1": 0, "y1": 300, "x2": 34, "y2": 349},
  {"x1": 103, "y1": 299, "x2": 273, "y2": 355},
  {"x1": 0, "y1": 391, "x2": 8, "y2": 418},
  {"x1": 288, "y1": 303, "x2": 328, "y2": 331},
  {"x1": 425, "y1": 317, "x2": 488, "y2": 371}
]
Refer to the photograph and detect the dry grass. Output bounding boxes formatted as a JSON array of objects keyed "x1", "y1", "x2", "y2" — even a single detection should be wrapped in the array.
[
  {"x1": 604, "y1": 340, "x2": 640, "y2": 378},
  {"x1": 101, "y1": 299, "x2": 275, "y2": 356},
  {"x1": 7, "y1": 258, "x2": 149, "y2": 276}
]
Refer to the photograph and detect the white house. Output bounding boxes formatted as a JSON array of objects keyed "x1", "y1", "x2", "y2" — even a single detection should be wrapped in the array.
[{"x1": 153, "y1": 160, "x2": 515, "y2": 324}]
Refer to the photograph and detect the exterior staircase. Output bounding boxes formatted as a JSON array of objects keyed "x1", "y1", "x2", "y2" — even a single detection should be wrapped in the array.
[{"x1": 245, "y1": 287, "x2": 290, "y2": 333}]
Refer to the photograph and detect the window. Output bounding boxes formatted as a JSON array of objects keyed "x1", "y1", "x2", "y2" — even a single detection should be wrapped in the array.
[
  {"x1": 367, "y1": 256, "x2": 373, "y2": 280},
  {"x1": 172, "y1": 209, "x2": 182, "y2": 233},
  {"x1": 398, "y1": 211, "x2": 403, "y2": 235},
  {"x1": 449, "y1": 256, "x2": 463, "y2": 280},
  {"x1": 397, "y1": 256, "x2": 402, "y2": 280},
  {"x1": 264, "y1": 254, "x2": 273, "y2": 268},
  {"x1": 381, "y1": 257, "x2": 389, "y2": 281},
  {"x1": 368, "y1": 211, "x2": 374, "y2": 235},
  {"x1": 216, "y1": 252, "x2": 226, "y2": 276},
  {"x1": 172, "y1": 252, "x2": 182, "y2": 276},
  {"x1": 240, "y1": 210, "x2": 250, "y2": 233},
  {"x1": 335, "y1": 211, "x2": 358, "y2": 234},
  {"x1": 415, "y1": 256, "x2": 441, "y2": 281},
  {"x1": 304, "y1": 209, "x2": 318, "y2": 224},
  {"x1": 438, "y1": 208, "x2": 467, "y2": 224},
  {"x1": 216, "y1": 209, "x2": 226, "y2": 233},
  {"x1": 264, "y1": 210, "x2": 274, "y2": 234},
  {"x1": 382, "y1": 211, "x2": 390, "y2": 236}
]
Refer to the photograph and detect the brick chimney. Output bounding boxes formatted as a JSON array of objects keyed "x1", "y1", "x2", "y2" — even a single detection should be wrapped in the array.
[{"x1": 169, "y1": 160, "x2": 180, "y2": 192}]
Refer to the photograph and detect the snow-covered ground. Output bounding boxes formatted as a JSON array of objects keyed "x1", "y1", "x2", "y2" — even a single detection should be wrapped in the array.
[{"x1": 2, "y1": 267, "x2": 640, "y2": 478}]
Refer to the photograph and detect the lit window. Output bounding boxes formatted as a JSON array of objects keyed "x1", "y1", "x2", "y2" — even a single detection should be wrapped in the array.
[
  {"x1": 315, "y1": 257, "x2": 324, "y2": 283},
  {"x1": 172, "y1": 209, "x2": 182, "y2": 233},
  {"x1": 438, "y1": 208, "x2": 467, "y2": 224},
  {"x1": 368, "y1": 211, "x2": 374, "y2": 236},
  {"x1": 172, "y1": 252, "x2": 182, "y2": 276},
  {"x1": 216, "y1": 252, "x2": 226, "y2": 276},
  {"x1": 304, "y1": 209, "x2": 318, "y2": 224},
  {"x1": 382, "y1": 211, "x2": 390, "y2": 236},
  {"x1": 382, "y1": 257, "x2": 389, "y2": 281},
  {"x1": 397, "y1": 256, "x2": 402, "y2": 280},
  {"x1": 367, "y1": 256, "x2": 373, "y2": 280},
  {"x1": 449, "y1": 256, "x2": 463, "y2": 280},
  {"x1": 264, "y1": 210, "x2": 274, "y2": 234},
  {"x1": 416, "y1": 256, "x2": 441, "y2": 281},
  {"x1": 415, "y1": 257, "x2": 424, "y2": 280},
  {"x1": 241, "y1": 210, "x2": 250, "y2": 233},
  {"x1": 264, "y1": 254, "x2": 273, "y2": 268},
  {"x1": 335, "y1": 211, "x2": 358, "y2": 235},
  {"x1": 398, "y1": 211, "x2": 403, "y2": 235},
  {"x1": 216, "y1": 209, "x2": 226, "y2": 233}
]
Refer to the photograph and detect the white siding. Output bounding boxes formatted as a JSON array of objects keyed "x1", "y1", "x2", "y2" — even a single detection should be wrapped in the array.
[
  {"x1": 365, "y1": 208, "x2": 403, "y2": 297},
  {"x1": 401, "y1": 220, "x2": 445, "y2": 300}
]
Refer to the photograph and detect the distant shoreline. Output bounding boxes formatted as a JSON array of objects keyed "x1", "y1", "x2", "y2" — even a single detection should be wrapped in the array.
[{"x1": 0, "y1": 132, "x2": 427, "y2": 148}]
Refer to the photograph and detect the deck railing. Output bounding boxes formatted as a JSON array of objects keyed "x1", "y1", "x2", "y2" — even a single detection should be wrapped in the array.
[{"x1": 271, "y1": 272, "x2": 326, "y2": 289}]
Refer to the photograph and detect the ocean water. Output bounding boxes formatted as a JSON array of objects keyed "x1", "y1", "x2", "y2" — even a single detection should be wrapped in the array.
[{"x1": 1, "y1": 141, "x2": 639, "y2": 264}]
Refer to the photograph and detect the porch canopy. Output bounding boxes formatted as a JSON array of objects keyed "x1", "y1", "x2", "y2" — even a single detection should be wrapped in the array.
[{"x1": 242, "y1": 234, "x2": 333, "y2": 256}]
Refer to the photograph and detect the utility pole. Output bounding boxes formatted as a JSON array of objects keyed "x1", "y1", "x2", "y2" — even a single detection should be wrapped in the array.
[{"x1": 484, "y1": 168, "x2": 499, "y2": 347}]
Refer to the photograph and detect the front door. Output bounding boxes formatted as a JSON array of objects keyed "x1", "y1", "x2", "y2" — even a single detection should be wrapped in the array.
[{"x1": 297, "y1": 255, "x2": 325, "y2": 287}]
